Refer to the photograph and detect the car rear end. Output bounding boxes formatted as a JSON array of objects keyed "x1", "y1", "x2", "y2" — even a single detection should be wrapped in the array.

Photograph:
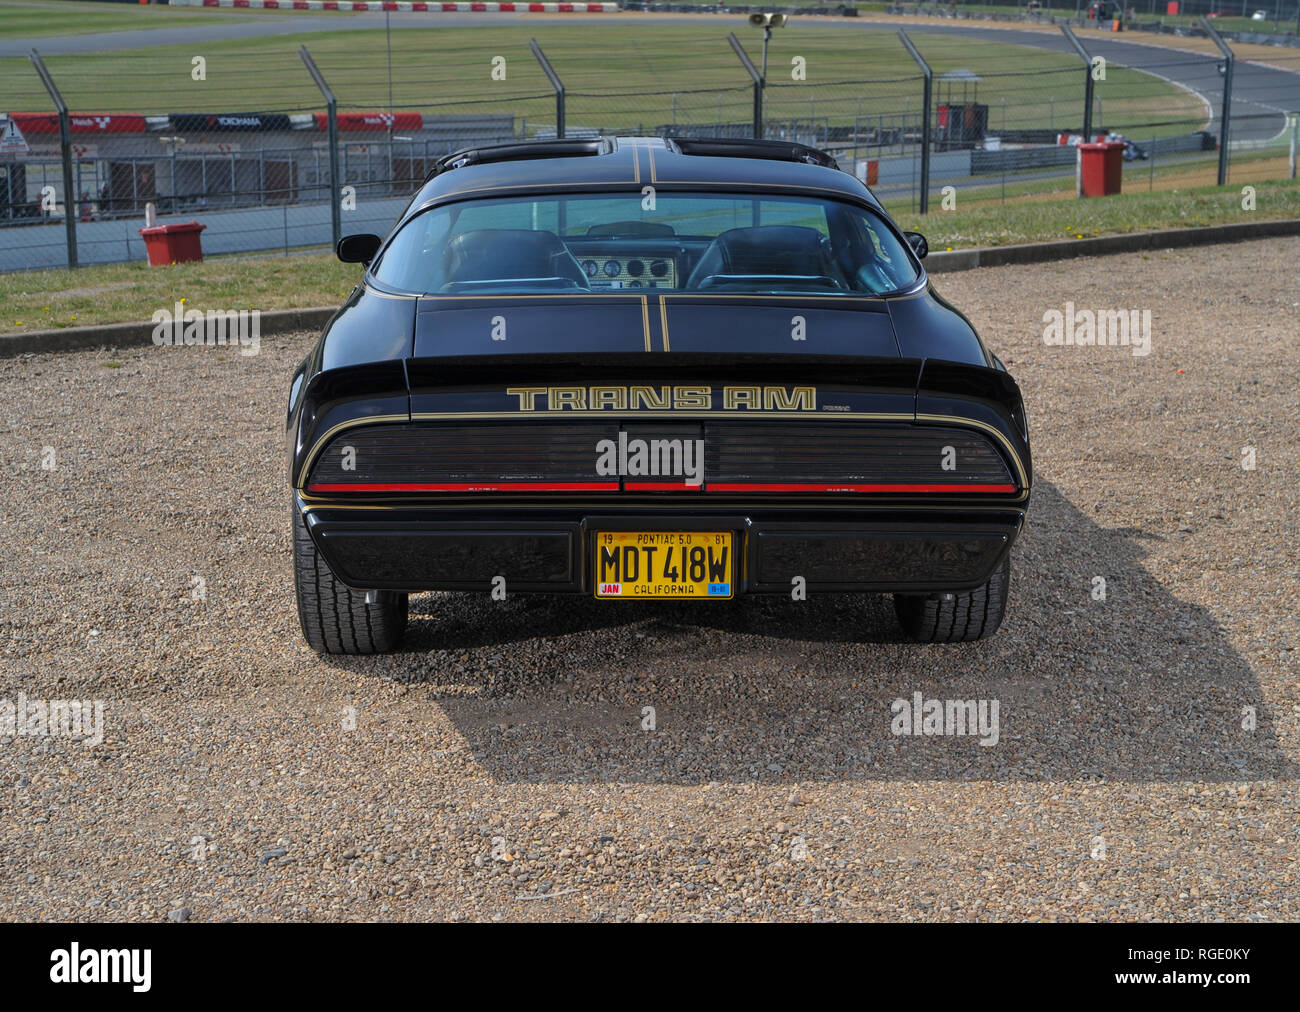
[
  {"x1": 288, "y1": 138, "x2": 1031, "y2": 651},
  {"x1": 294, "y1": 354, "x2": 1029, "y2": 600}
]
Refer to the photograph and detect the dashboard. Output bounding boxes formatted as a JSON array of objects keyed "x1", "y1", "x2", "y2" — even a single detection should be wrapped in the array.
[
  {"x1": 564, "y1": 240, "x2": 687, "y2": 291},
  {"x1": 577, "y1": 254, "x2": 676, "y2": 289}
]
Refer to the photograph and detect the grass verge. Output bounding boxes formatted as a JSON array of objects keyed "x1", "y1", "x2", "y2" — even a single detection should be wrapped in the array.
[
  {"x1": 889, "y1": 174, "x2": 1300, "y2": 249},
  {"x1": 0, "y1": 250, "x2": 356, "y2": 336},
  {"x1": 0, "y1": 22, "x2": 1207, "y2": 139}
]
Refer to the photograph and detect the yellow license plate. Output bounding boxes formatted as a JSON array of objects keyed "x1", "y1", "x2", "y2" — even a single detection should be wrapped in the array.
[{"x1": 594, "y1": 531, "x2": 734, "y2": 599}]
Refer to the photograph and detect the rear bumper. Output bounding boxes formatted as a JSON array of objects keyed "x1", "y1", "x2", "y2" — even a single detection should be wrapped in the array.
[{"x1": 300, "y1": 501, "x2": 1025, "y2": 595}]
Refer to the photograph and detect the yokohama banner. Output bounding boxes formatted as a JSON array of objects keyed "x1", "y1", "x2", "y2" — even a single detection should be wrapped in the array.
[{"x1": 169, "y1": 113, "x2": 296, "y2": 132}]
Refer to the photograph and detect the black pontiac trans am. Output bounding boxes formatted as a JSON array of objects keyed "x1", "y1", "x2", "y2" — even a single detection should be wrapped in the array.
[{"x1": 287, "y1": 136, "x2": 1032, "y2": 653}]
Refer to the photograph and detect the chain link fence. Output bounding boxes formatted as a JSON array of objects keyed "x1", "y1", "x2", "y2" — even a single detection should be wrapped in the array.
[{"x1": 1, "y1": 17, "x2": 1296, "y2": 272}]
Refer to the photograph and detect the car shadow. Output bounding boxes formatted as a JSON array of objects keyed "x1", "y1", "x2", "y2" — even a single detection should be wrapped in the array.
[{"x1": 323, "y1": 480, "x2": 1295, "y2": 784}]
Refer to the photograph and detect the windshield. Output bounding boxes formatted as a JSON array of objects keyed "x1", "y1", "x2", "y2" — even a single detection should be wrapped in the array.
[{"x1": 371, "y1": 192, "x2": 920, "y2": 297}]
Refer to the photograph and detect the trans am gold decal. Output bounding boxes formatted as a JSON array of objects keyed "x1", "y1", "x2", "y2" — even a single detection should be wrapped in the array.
[{"x1": 506, "y1": 385, "x2": 816, "y2": 412}]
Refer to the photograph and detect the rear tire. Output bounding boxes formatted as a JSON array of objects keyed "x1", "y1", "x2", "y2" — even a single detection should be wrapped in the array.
[
  {"x1": 293, "y1": 507, "x2": 407, "y2": 654},
  {"x1": 893, "y1": 554, "x2": 1011, "y2": 643}
]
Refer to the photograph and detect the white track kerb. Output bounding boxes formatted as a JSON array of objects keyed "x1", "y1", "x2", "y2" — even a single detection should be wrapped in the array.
[{"x1": 168, "y1": 0, "x2": 620, "y2": 11}]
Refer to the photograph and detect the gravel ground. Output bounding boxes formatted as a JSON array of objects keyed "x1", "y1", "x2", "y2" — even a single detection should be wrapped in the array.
[{"x1": 1, "y1": 238, "x2": 1296, "y2": 922}]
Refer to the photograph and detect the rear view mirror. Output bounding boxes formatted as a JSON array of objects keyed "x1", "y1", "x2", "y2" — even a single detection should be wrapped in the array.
[
  {"x1": 336, "y1": 233, "x2": 381, "y2": 266},
  {"x1": 903, "y1": 231, "x2": 929, "y2": 259}
]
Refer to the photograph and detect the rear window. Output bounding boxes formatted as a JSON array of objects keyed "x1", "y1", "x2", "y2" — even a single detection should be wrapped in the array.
[{"x1": 371, "y1": 192, "x2": 919, "y2": 297}]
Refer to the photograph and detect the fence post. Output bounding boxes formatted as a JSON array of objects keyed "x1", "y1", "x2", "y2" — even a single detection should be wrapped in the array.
[
  {"x1": 1060, "y1": 25, "x2": 1094, "y2": 142},
  {"x1": 300, "y1": 45, "x2": 341, "y2": 250},
  {"x1": 529, "y1": 40, "x2": 565, "y2": 139},
  {"x1": 727, "y1": 33, "x2": 763, "y2": 139},
  {"x1": 29, "y1": 50, "x2": 77, "y2": 269},
  {"x1": 898, "y1": 30, "x2": 932, "y2": 215},
  {"x1": 1290, "y1": 113, "x2": 1298, "y2": 180},
  {"x1": 1201, "y1": 16, "x2": 1233, "y2": 186}
]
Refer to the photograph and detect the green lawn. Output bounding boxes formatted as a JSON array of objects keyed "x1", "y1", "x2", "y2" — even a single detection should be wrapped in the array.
[
  {"x1": 879, "y1": 145, "x2": 1293, "y2": 213},
  {"x1": 0, "y1": 249, "x2": 355, "y2": 335},
  {"x1": 2, "y1": 175, "x2": 1295, "y2": 335},
  {"x1": 889, "y1": 174, "x2": 1300, "y2": 248},
  {"x1": 1, "y1": 21, "x2": 1208, "y2": 138}
]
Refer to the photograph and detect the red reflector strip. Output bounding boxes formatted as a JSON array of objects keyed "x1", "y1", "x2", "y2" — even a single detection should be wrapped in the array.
[
  {"x1": 706, "y1": 483, "x2": 1018, "y2": 494},
  {"x1": 312, "y1": 483, "x2": 1013, "y2": 494},
  {"x1": 309, "y1": 482, "x2": 1016, "y2": 494},
  {"x1": 308, "y1": 481, "x2": 620, "y2": 493}
]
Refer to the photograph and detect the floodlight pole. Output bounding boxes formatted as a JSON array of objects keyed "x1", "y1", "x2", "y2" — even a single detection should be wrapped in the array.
[
  {"x1": 728, "y1": 32, "x2": 764, "y2": 139},
  {"x1": 898, "y1": 31, "x2": 932, "y2": 214},
  {"x1": 1201, "y1": 16, "x2": 1233, "y2": 186},
  {"x1": 529, "y1": 40, "x2": 565, "y2": 140},
  {"x1": 1060, "y1": 25, "x2": 1094, "y2": 143},
  {"x1": 300, "y1": 45, "x2": 341, "y2": 250},
  {"x1": 30, "y1": 49, "x2": 77, "y2": 268}
]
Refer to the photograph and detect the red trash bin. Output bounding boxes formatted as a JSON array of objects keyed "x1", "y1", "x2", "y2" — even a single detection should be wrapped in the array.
[
  {"x1": 138, "y1": 221, "x2": 206, "y2": 266},
  {"x1": 1077, "y1": 141, "x2": 1125, "y2": 198}
]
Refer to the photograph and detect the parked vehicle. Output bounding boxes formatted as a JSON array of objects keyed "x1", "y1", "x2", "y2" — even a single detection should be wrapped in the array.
[{"x1": 288, "y1": 137, "x2": 1032, "y2": 652}]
